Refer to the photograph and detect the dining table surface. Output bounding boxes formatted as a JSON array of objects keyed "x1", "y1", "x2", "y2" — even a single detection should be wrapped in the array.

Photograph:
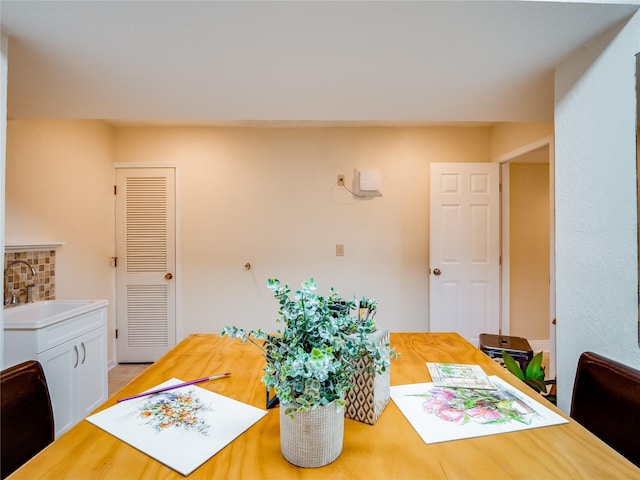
[{"x1": 8, "y1": 332, "x2": 640, "y2": 479}]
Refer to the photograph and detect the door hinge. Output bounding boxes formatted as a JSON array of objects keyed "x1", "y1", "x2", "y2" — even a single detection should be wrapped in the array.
[
  {"x1": 115, "y1": 329, "x2": 118, "y2": 339},
  {"x1": 114, "y1": 185, "x2": 117, "y2": 195}
]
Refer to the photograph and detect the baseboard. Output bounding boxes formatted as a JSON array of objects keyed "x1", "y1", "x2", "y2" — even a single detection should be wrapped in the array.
[{"x1": 108, "y1": 357, "x2": 117, "y2": 371}]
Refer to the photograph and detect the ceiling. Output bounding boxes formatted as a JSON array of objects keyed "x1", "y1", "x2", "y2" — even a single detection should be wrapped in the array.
[{"x1": 1, "y1": 1, "x2": 638, "y2": 126}]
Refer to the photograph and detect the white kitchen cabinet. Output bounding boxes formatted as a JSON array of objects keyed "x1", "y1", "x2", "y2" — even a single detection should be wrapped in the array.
[
  {"x1": 3, "y1": 300, "x2": 108, "y2": 438},
  {"x1": 37, "y1": 325, "x2": 107, "y2": 436}
]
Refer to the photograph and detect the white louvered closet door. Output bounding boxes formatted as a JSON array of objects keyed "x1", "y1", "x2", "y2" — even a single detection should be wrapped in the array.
[{"x1": 116, "y1": 168, "x2": 176, "y2": 362}]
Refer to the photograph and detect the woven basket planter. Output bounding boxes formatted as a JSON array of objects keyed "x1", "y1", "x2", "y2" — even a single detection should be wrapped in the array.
[
  {"x1": 279, "y1": 401, "x2": 345, "y2": 468},
  {"x1": 345, "y1": 329, "x2": 391, "y2": 425}
]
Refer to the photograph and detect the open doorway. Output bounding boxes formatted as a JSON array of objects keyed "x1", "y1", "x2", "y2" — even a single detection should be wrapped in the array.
[{"x1": 498, "y1": 136, "x2": 556, "y2": 379}]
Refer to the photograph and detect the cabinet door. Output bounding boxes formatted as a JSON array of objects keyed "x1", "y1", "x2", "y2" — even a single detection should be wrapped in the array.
[
  {"x1": 39, "y1": 339, "x2": 78, "y2": 437},
  {"x1": 76, "y1": 326, "x2": 108, "y2": 419}
]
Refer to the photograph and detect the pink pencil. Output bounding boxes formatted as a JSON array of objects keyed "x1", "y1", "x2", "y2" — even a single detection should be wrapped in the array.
[{"x1": 116, "y1": 373, "x2": 231, "y2": 403}]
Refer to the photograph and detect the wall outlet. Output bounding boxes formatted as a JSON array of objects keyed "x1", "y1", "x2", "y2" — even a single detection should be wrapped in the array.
[
  {"x1": 337, "y1": 174, "x2": 345, "y2": 186},
  {"x1": 336, "y1": 244, "x2": 344, "y2": 256}
]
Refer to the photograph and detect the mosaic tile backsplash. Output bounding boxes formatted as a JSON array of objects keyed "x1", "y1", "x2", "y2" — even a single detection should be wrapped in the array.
[{"x1": 4, "y1": 251, "x2": 56, "y2": 304}]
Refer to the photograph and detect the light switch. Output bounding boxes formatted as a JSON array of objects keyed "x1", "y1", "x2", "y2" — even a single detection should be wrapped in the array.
[{"x1": 336, "y1": 244, "x2": 344, "y2": 256}]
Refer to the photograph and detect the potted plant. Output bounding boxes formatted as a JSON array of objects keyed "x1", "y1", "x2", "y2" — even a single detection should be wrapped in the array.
[
  {"x1": 221, "y1": 277, "x2": 395, "y2": 468},
  {"x1": 501, "y1": 350, "x2": 557, "y2": 405}
]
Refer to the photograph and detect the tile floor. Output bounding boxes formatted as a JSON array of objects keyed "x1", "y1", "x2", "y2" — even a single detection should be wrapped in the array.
[{"x1": 108, "y1": 363, "x2": 152, "y2": 397}]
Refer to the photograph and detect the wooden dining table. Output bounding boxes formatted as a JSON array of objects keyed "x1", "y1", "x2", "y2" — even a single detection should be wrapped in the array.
[{"x1": 9, "y1": 332, "x2": 639, "y2": 479}]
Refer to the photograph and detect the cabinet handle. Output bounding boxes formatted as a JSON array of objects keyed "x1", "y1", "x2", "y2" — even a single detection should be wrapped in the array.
[
  {"x1": 81, "y1": 342, "x2": 87, "y2": 365},
  {"x1": 73, "y1": 345, "x2": 79, "y2": 368}
]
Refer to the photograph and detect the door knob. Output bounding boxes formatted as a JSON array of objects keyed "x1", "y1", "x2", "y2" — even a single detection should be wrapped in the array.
[
  {"x1": 165, "y1": 273, "x2": 173, "y2": 280},
  {"x1": 433, "y1": 268, "x2": 441, "y2": 276}
]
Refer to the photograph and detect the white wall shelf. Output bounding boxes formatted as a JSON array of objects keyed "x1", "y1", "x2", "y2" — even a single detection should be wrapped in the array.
[{"x1": 4, "y1": 242, "x2": 65, "y2": 253}]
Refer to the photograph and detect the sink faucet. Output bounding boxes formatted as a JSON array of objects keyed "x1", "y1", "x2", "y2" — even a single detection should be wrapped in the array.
[{"x1": 4, "y1": 260, "x2": 37, "y2": 305}]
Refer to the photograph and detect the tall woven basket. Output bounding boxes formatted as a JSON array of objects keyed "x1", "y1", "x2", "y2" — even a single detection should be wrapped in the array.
[
  {"x1": 345, "y1": 328, "x2": 391, "y2": 424},
  {"x1": 279, "y1": 401, "x2": 345, "y2": 468}
]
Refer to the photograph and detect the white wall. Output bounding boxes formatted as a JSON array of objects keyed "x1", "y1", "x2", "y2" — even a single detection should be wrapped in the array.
[
  {"x1": 0, "y1": 33, "x2": 8, "y2": 367},
  {"x1": 554, "y1": 13, "x2": 640, "y2": 412},
  {"x1": 490, "y1": 123, "x2": 554, "y2": 159},
  {"x1": 5, "y1": 122, "x2": 554, "y2": 369},
  {"x1": 113, "y1": 126, "x2": 492, "y2": 338},
  {"x1": 509, "y1": 162, "x2": 550, "y2": 340},
  {"x1": 5, "y1": 120, "x2": 116, "y2": 362}
]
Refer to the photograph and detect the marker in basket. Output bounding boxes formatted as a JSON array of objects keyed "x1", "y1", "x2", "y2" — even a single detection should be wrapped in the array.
[{"x1": 116, "y1": 373, "x2": 231, "y2": 403}]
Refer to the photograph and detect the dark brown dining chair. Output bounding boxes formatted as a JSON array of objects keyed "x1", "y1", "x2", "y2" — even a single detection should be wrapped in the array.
[
  {"x1": 1, "y1": 360, "x2": 55, "y2": 479},
  {"x1": 570, "y1": 351, "x2": 640, "y2": 468}
]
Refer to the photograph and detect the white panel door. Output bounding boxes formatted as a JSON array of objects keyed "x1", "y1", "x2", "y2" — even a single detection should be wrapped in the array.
[
  {"x1": 429, "y1": 163, "x2": 500, "y2": 345},
  {"x1": 116, "y1": 168, "x2": 176, "y2": 362}
]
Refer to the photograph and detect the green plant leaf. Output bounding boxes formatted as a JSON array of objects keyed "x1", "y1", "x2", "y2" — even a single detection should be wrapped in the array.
[
  {"x1": 501, "y1": 351, "x2": 524, "y2": 380},
  {"x1": 525, "y1": 378, "x2": 547, "y2": 393},
  {"x1": 525, "y1": 352, "x2": 545, "y2": 381}
]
